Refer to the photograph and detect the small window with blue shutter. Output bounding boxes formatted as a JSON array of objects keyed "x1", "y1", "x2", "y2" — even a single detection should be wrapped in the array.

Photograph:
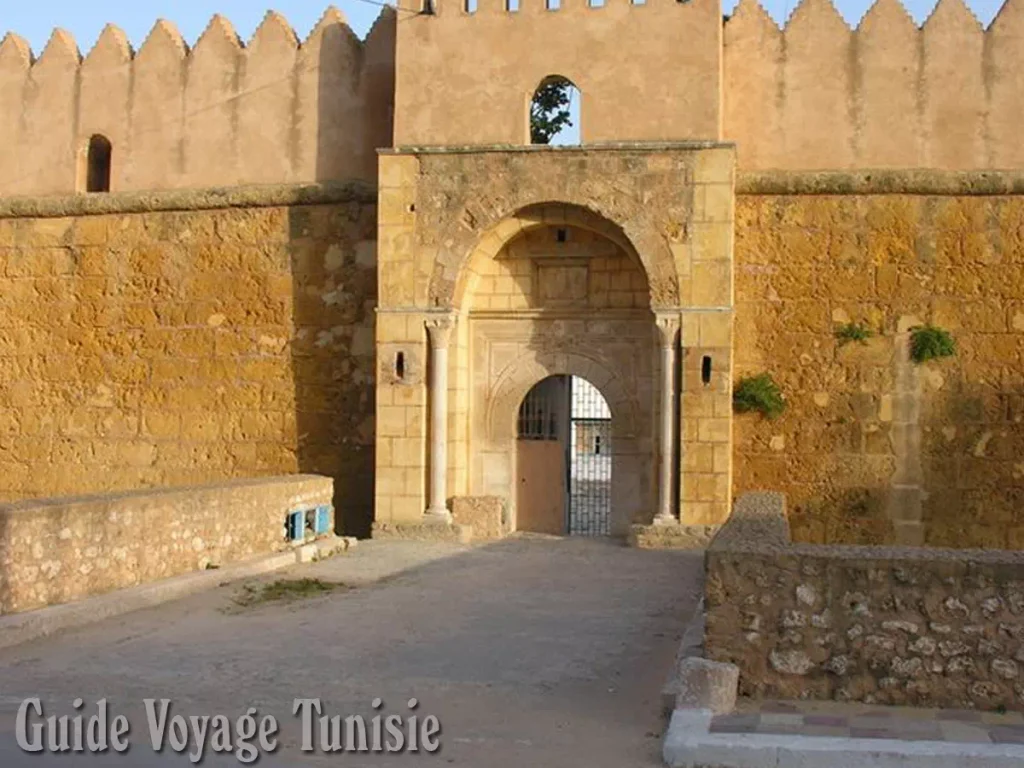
[
  {"x1": 315, "y1": 505, "x2": 331, "y2": 535},
  {"x1": 286, "y1": 511, "x2": 305, "y2": 542}
]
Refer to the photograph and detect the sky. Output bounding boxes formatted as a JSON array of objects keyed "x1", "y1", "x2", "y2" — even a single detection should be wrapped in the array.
[{"x1": 0, "y1": 0, "x2": 1011, "y2": 54}]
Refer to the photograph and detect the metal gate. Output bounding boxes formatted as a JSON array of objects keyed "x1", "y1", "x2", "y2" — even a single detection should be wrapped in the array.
[
  {"x1": 517, "y1": 376, "x2": 611, "y2": 536},
  {"x1": 567, "y1": 377, "x2": 612, "y2": 536}
]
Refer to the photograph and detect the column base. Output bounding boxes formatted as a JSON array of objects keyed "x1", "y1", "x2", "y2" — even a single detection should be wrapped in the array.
[
  {"x1": 627, "y1": 523, "x2": 719, "y2": 550},
  {"x1": 424, "y1": 507, "x2": 453, "y2": 523},
  {"x1": 371, "y1": 520, "x2": 473, "y2": 545}
]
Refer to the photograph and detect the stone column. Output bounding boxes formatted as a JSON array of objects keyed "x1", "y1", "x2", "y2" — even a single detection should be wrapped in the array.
[
  {"x1": 425, "y1": 314, "x2": 456, "y2": 521},
  {"x1": 655, "y1": 315, "x2": 680, "y2": 525}
]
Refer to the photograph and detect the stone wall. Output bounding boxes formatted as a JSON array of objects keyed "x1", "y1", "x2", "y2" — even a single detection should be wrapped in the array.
[
  {"x1": 0, "y1": 475, "x2": 333, "y2": 614},
  {"x1": 734, "y1": 171, "x2": 1024, "y2": 549},
  {"x1": 0, "y1": 185, "x2": 378, "y2": 536},
  {"x1": 724, "y1": 0, "x2": 1024, "y2": 171},
  {"x1": 0, "y1": 9, "x2": 394, "y2": 195},
  {"x1": 393, "y1": 0, "x2": 721, "y2": 146},
  {"x1": 374, "y1": 146, "x2": 736, "y2": 532},
  {"x1": 706, "y1": 492, "x2": 1024, "y2": 711}
]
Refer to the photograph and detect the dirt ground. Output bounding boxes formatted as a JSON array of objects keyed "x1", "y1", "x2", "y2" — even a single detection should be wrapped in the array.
[{"x1": 0, "y1": 537, "x2": 703, "y2": 767}]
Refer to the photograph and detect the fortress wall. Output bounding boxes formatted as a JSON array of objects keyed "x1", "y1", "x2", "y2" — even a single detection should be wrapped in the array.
[
  {"x1": 128, "y1": 23, "x2": 188, "y2": 190},
  {"x1": 394, "y1": 0, "x2": 722, "y2": 146},
  {"x1": 734, "y1": 171, "x2": 1024, "y2": 550},
  {"x1": 725, "y1": 0, "x2": 1024, "y2": 170},
  {"x1": 0, "y1": 10, "x2": 395, "y2": 196},
  {"x1": 0, "y1": 184, "x2": 379, "y2": 537},
  {"x1": 986, "y1": 1, "x2": 1024, "y2": 168}
]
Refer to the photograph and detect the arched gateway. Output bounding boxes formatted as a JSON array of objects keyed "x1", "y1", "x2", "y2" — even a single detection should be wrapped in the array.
[{"x1": 372, "y1": 146, "x2": 736, "y2": 543}]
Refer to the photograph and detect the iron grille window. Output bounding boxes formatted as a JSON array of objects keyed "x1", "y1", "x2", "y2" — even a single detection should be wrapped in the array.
[{"x1": 517, "y1": 380, "x2": 561, "y2": 440}]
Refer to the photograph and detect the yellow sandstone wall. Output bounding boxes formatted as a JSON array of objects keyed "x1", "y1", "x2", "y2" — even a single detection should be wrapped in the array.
[
  {"x1": 734, "y1": 172, "x2": 1024, "y2": 549},
  {"x1": 0, "y1": 186, "x2": 378, "y2": 536}
]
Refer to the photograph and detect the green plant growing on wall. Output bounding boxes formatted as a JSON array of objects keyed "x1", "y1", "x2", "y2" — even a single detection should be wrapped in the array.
[
  {"x1": 910, "y1": 324, "x2": 956, "y2": 364},
  {"x1": 733, "y1": 373, "x2": 786, "y2": 420},
  {"x1": 835, "y1": 322, "x2": 873, "y2": 346}
]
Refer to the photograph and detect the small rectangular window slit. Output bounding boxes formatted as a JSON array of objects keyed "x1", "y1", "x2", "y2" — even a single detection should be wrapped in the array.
[
  {"x1": 396, "y1": 352, "x2": 406, "y2": 381},
  {"x1": 701, "y1": 356, "x2": 712, "y2": 386},
  {"x1": 556, "y1": 228, "x2": 567, "y2": 243}
]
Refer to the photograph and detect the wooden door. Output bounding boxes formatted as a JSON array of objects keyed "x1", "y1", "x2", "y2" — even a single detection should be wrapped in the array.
[{"x1": 516, "y1": 439, "x2": 566, "y2": 535}]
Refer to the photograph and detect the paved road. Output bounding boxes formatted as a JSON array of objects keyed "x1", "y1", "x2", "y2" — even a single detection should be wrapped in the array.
[{"x1": 0, "y1": 537, "x2": 703, "y2": 767}]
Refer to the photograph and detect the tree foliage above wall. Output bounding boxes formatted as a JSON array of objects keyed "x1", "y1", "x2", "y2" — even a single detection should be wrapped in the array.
[{"x1": 530, "y1": 79, "x2": 574, "y2": 145}]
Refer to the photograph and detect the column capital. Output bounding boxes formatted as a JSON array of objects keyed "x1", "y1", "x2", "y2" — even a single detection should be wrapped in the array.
[
  {"x1": 425, "y1": 313, "x2": 456, "y2": 349},
  {"x1": 654, "y1": 314, "x2": 680, "y2": 349}
]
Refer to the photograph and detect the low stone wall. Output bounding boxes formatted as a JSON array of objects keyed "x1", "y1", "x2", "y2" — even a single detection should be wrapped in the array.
[
  {"x1": 0, "y1": 475, "x2": 333, "y2": 615},
  {"x1": 706, "y1": 492, "x2": 1024, "y2": 711}
]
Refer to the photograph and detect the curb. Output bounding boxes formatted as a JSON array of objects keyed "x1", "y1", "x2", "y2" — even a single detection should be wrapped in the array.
[
  {"x1": 662, "y1": 709, "x2": 1024, "y2": 768},
  {"x1": 0, "y1": 536, "x2": 357, "y2": 653},
  {"x1": 662, "y1": 596, "x2": 708, "y2": 715}
]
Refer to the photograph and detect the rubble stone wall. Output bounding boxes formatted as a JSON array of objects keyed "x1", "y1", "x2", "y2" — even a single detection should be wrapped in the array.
[
  {"x1": 0, "y1": 474, "x2": 333, "y2": 614},
  {"x1": 706, "y1": 492, "x2": 1024, "y2": 711}
]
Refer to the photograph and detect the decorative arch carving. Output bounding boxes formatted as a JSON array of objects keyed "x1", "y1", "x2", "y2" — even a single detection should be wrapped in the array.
[
  {"x1": 486, "y1": 349, "x2": 640, "y2": 444},
  {"x1": 415, "y1": 149, "x2": 694, "y2": 311}
]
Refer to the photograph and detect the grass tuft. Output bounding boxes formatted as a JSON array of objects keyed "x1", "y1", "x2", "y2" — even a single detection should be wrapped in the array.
[{"x1": 733, "y1": 373, "x2": 786, "y2": 420}]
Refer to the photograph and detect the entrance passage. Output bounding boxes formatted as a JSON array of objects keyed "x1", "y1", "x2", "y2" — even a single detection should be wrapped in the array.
[{"x1": 516, "y1": 376, "x2": 612, "y2": 536}]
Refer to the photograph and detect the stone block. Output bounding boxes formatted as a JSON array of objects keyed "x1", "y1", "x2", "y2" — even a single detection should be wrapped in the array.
[
  {"x1": 628, "y1": 524, "x2": 718, "y2": 550},
  {"x1": 371, "y1": 521, "x2": 473, "y2": 545},
  {"x1": 451, "y1": 496, "x2": 508, "y2": 541},
  {"x1": 674, "y1": 657, "x2": 739, "y2": 714}
]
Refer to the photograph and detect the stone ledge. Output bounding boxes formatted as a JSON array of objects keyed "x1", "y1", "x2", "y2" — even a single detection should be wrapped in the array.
[
  {"x1": 384, "y1": 140, "x2": 736, "y2": 156},
  {"x1": 371, "y1": 521, "x2": 473, "y2": 544},
  {"x1": 629, "y1": 523, "x2": 718, "y2": 550},
  {"x1": 0, "y1": 536, "x2": 352, "y2": 653},
  {"x1": 737, "y1": 169, "x2": 1024, "y2": 197},
  {"x1": 0, "y1": 181, "x2": 376, "y2": 220}
]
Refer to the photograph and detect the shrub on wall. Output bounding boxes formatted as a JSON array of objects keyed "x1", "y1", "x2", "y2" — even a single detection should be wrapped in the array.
[
  {"x1": 733, "y1": 373, "x2": 786, "y2": 420},
  {"x1": 835, "y1": 322, "x2": 873, "y2": 346},
  {"x1": 910, "y1": 325, "x2": 956, "y2": 364}
]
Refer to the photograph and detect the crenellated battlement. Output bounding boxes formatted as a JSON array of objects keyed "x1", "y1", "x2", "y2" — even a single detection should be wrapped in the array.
[
  {"x1": 3, "y1": 0, "x2": 1024, "y2": 194},
  {"x1": 407, "y1": 0, "x2": 695, "y2": 15},
  {"x1": 0, "y1": 8, "x2": 396, "y2": 195},
  {"x1": 724, "y1": 0, "x2": 1024, "y2": 169},
  {"x1": 0, "y1": 7, "x2": 376, "y2": 66}
]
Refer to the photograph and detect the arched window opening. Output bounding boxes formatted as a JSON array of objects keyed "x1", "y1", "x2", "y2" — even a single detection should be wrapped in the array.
[
  {"x1": 85, "y1": 135, "x2": 112, "y2": 193},
  {"x1": 529, "y1": 76, "x2": 581, "y2": 146}
]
